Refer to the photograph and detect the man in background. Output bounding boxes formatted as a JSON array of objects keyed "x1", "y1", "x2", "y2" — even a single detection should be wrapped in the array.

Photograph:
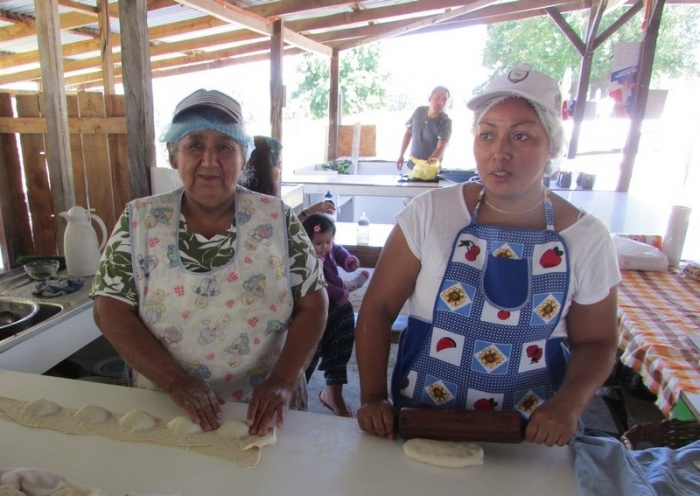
[{"x1": 396, "y1": 86, "x2": 452, "y2": 171}]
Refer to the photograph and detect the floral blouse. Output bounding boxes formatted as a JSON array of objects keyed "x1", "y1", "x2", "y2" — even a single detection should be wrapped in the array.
[{"x1": 91, "y1": 204, "x2": 325, "y2": 304}]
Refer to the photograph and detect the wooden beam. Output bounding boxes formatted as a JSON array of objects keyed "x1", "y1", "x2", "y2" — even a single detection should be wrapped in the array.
[
  {"x1": 247, "y1": 0, "x2": 358, "y2": 18},
  {"x1": 546, "y1": 7, "x2": 585, "y2": 55},
  {"x1": 57, "y1": 0, "x2": 98, "y2": 15},
  {"x1": 175, "y1": 0, "x2": 332, "y2": 56},
  {"x1": 327, "y1": 48, "x2": 340, "y2": 161},
  {"x1": 0, "y1": 27, "x2": 267, "y2": 85},
  {"x1": 119, "y1": 0, "x2": 155, "y2": 200},
  {"x1": 288, "y1": 0, "x2": 511, "y2": 33},
  {"x1": 338, "y1": 0, "x2": 499, "y2": 51},
  {"x1": 618, "y1": 0, "x2": 666, "y2": 192},
  {"x1": 61, "y1": 40, "x2": 286, "y2": 87},
  {"x1": 175, "y1": 0, "x2": 270, "y2": 33},
  {"x1": 270, "y1": 19, "x2": 284, "y2": 141},
  {"x1": 0, "y1": 11, "x2": 101, "y2": 42},
  {"x1": 0, "y1": 116, "x2": 127, "y2": 134},
  {"x1": 566, "y1": 1, "x2": 607, "y2": 158},
  {"x1": 281, "y1": 27, "x2": 332, "y2": 56},
  {"x1": 98, "y1": 0, "x2": 116, "y2": 95},
  {"x1": 35, "y1": 0, "x2": 75, "y2": 227},
  {"x1": 593, "y1": 0, "x2": 643, "y2": 50}
]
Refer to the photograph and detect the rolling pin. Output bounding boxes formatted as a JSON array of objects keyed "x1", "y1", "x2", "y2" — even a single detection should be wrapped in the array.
[{"x1": 398, "y1": 408, "x2": 524, "y2": 443}]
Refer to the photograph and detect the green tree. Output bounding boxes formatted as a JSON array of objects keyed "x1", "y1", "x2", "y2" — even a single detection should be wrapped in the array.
[
  {"x1": 481, "y1": 5, "x2": 700, "y2": 95},
  {"x1": 291, "y1": 45, "x2": 388, "y2": 119}
]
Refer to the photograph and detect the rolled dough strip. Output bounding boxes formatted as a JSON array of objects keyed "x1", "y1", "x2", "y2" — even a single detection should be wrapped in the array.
[
  {"x1": 0, "y1": 396, "x2": 274, "y2": 468},
  {"x1": 403, "y1": 438, "x2": 484, "y2": 468}
]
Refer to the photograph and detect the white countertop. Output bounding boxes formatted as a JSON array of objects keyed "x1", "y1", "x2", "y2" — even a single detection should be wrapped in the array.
[
  {"x1": 285, "y1": 174, "x2": 447, "y2": 198},
  {"x1": 0, "y1": 371, "x2": 578, "y2": 496},
  {"x1": 286, "y1": 176, "x2": 699, "y2": 260}
]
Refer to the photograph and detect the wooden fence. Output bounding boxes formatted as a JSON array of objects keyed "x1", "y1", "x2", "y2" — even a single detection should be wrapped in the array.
[{"x1": 0, "y1": 91, "x2": 129, "y2": 269}]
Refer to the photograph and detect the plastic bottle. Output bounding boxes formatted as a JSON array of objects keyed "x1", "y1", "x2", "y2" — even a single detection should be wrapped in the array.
[
  {"x1": 323, "y1": 190, "x2": 337, "y2": 221},
  {"x1": 357, "y1": 212, "x2": 370, "y2": 245},
  {"x1": 662, "y1": 205, "x2": 691, "y2": 267}
]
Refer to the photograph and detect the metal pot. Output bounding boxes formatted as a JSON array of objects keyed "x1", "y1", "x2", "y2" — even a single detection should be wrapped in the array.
[{"x1": 0, "y1": 298, "x2": 40, "y2": 339}]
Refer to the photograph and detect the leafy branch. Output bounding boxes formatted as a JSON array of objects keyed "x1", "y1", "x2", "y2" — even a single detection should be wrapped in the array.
[{"x1": 319, "y1": 159, "x2": 352, "y2": 174}]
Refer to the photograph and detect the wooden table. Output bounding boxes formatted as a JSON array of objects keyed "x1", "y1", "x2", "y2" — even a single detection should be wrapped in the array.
[
  {"x1": 617, "y1": 269, "x2": 700, "y2": 416},
  {"x1": 0, "y1": 370, "x2": 578, "y2": 496}
]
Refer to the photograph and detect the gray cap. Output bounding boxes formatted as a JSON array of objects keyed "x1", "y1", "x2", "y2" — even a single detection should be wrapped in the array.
[{"x1": 171, "y1": 89, "x2": 244, "y2": 123}]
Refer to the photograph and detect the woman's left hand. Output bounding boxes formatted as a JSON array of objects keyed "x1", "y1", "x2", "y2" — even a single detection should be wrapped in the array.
[
  {"x1": 524, "y1": 398, "x2": 578, "y2": 446},
  {"x1": 246, "y1": 376, "x2": 295, "y2": 436}
]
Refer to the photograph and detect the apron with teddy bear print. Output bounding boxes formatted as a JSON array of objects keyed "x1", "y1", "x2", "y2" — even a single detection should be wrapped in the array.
[{"x1": 129, "y1": 187, "x2": 293, "y2": 403}]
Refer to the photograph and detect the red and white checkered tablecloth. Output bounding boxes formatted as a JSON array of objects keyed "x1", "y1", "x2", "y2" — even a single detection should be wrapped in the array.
[{"x1": 617, "y1": 270, "x2": 700, "y2": 416}]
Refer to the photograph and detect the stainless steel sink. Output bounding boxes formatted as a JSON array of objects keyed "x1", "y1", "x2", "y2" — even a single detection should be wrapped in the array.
[
  {"x1": 0, "y1": 299, "x2": 65, "y2": 341},
  {"x1": 32, "y1": 302, "x2": 64, "y2": 325}
]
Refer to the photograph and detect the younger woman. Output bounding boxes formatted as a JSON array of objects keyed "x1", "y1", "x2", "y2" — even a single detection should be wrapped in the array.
[{"x1": 302, "y1": 213, "x2": 369, "y2": 417}]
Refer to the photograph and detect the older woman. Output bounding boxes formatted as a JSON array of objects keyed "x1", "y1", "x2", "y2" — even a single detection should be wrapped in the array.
[
  {"x1": 91, "y1": 89, "x2": 327, "y2": 436},
  {"x1": 355, "y1": 64, "x2": 620, "y2": 446}
]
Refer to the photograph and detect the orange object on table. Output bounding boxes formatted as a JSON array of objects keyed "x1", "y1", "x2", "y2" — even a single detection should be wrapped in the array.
[{"x1": 617, "y1": 270, "x2": 700, "y2": 416}]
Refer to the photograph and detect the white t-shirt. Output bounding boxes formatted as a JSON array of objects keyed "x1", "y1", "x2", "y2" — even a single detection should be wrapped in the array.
[{"x1": 396, "y1": 184, "x2": 621, "y2": 338}]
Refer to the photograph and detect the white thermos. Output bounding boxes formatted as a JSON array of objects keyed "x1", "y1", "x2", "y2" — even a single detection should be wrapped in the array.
[
  {"x1": 662, "y1": 205, "x2": 691, "y2": 267},
  {"x1": 59, "y1": 206, "x2": 108, "y2": 276}
]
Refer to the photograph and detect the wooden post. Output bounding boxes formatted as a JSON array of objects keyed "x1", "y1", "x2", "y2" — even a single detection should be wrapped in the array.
[
  {"x1": 98, "y1": 0, "x2": 116, "y2": 95},
  {"x1": 34, "y1": 0, "x2": 75, "y2": 251},
  {"x1": 119, "y1": 0, "x2": 155, "y2": 199},
  {"x1": 617, "y1": 0, "x2": 665, "y2": 192},
  {"x1": 270, "y1": 19, "x2": 284, "y2": 142},
  {"x1": 327, "y1": 48, "x2": 340, "y2": 161},
  {"x1": 566, "y1": 1, "x2": 606, "y2": 158}
]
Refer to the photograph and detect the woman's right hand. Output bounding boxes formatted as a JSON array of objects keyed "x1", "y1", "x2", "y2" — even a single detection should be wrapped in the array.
[
  {"x1": 307, "y1": 200, "x2": 336, "y2": 216},
  {"x1": 357, "y1": 399, "x2": 396, "y2": 439},
  {"x1": 166, "y1": 374, "x2": 225, "y2": 431}
]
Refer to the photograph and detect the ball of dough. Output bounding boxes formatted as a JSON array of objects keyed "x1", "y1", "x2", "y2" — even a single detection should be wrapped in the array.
[
  {"x1": 22, "y1": 398, "x2": 60, "y2": 418},
  {"x1": 74, "y1": 404, "x2": 111, "y2": 425},
  {"x1": 167, "y1": 416, "x2": 203, "y2": 436},
  {"x1": 403, "y1": 438, "x2": 484, "y2": 468},
  {"x1": 118, "y1": 410, "x2": 157, "y2": 432}
]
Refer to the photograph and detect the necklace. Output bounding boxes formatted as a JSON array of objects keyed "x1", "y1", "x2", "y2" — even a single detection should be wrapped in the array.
[{"x1": 483, "y1": 195, "x2": 544, "y2": 215}]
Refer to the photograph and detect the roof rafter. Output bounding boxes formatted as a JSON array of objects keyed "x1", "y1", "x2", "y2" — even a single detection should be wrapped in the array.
[{"x1": 175, "y1": 0, "x2": 333, "y2": 56}]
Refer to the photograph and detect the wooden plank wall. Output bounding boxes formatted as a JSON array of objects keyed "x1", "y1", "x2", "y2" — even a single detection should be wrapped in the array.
[{"x1": 0, "y1": 92, "x2": 128, "y2": 269}]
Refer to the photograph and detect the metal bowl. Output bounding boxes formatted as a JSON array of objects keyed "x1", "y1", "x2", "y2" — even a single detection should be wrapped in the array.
[{"x1": 0, "y1": 298, "x2": 40, "y2": 338}]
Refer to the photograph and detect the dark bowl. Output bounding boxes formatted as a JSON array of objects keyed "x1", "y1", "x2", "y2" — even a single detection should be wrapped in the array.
[{"x1": 0, "y1": 298, "x2": 40, "y2": 339}]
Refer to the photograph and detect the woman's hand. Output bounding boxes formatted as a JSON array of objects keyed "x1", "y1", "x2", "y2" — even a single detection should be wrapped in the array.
[
  {"x1": 246, "y1": 376, "x2": 295, "y2": 436},
  {"x1": 525, "y1": 398, "x2": 578, "y2": 446},
  {"x1": 166, "y1": 374, "x2": 225, "y2": 432},
  {"x1": 307, "y1": 200, "x2": 336, "y2": 216},
  {"x1": 357, "y1": 399, "x2": 396, "y2": 439}
]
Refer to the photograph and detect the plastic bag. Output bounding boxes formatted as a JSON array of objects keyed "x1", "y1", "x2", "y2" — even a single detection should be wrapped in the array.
[
  {"x1": 613, "y1": 235, "x2": 668, "y2": 271},
  {"x1": 407, "y1": 157, "x2": 439, "y2": 180}
]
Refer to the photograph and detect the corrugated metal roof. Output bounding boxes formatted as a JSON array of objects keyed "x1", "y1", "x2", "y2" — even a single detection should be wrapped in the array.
[{"x1": 0, "y1": 0, "x2": 641, "y2": 90}]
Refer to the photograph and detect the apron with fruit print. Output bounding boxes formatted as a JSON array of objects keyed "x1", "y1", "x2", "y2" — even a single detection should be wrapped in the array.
[
  {"x1": 129, "y1": 187, "x2": 293, "y2": 403},
  {"x1": 392, "y1": 189, "x2": 570, "y2": 419}
]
